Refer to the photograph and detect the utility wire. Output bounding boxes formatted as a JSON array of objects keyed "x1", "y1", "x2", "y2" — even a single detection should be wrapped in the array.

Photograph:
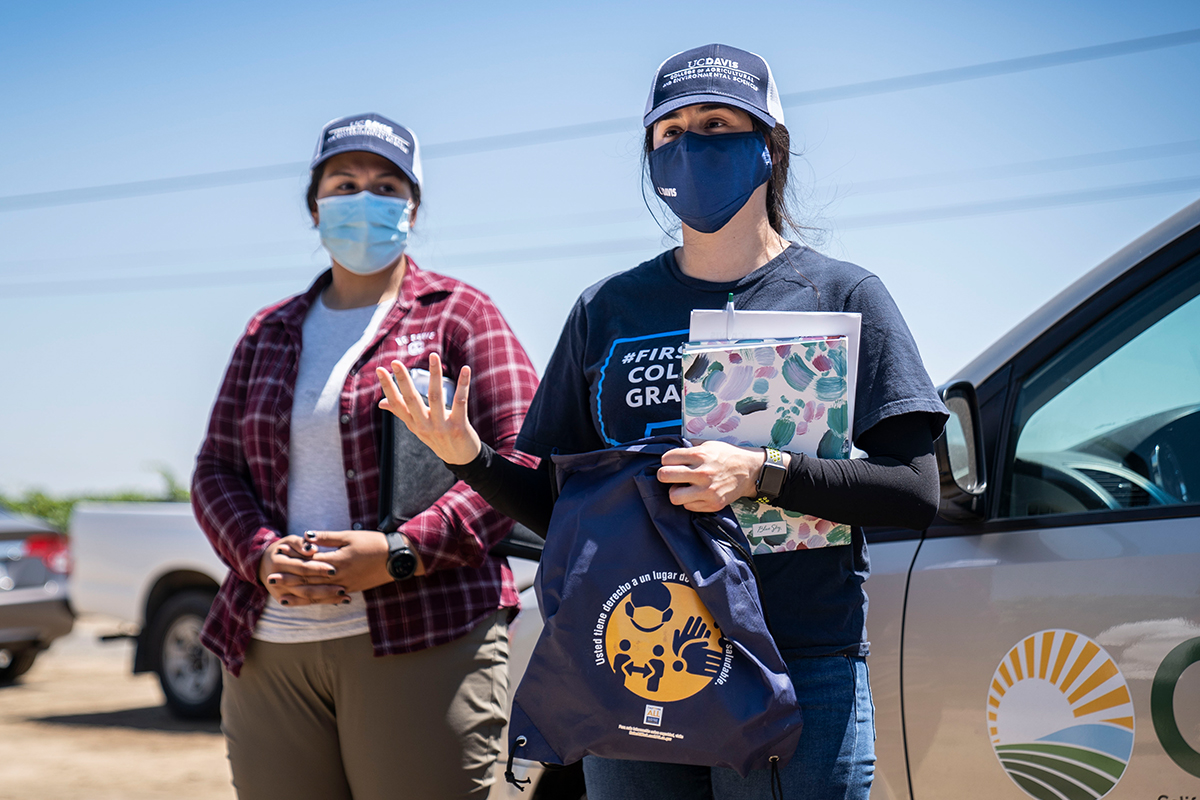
[
  {"x1": 840, "y1": 138, "x2": 1200, "y2": 195},
  {"x1": 837, "y1": 175, "x2": 1200, "y2": 229},
  {"x1": 4, "y1": 176, "x2": 1197, "y2": 299},
  {"x1": 0, "y1": 237, "x2": 663, "y2": 299},
  {"x1": 3, "y1": 136, "x2": 1195, "y2": 276},
  {"x1": 779, "y1": 27, "x2": 1200, "y2": 106},
  {"x1": 1, "y1": 28, "x2": 1197, "y2": 214}
]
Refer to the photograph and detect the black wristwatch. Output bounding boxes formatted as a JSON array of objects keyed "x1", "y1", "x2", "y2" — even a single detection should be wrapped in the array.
[
  {"x1": 385, "y1": 532, "x2": 419, "y2": 581},
  {"x1": 755, "y1": 447, "x2": 787, "y2": 503}
]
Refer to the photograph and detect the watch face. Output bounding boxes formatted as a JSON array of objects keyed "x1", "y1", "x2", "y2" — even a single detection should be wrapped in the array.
[
  {"x1": 388, "y1": 549, "x2": 418, "y2": 580},
  {"x1": 758, "y1": 461, "x2": 787, "y2": 498}
]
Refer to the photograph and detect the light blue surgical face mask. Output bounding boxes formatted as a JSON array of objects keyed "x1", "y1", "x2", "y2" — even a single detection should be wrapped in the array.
[{"x1": 316, "y1": 191, "x2": 413, "y2": 275}]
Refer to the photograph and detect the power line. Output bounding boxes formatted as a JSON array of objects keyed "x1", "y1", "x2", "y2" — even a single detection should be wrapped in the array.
[
  {"x1": 4, "y1": 176, "x2": 1197, "y2": 299},
  {"x1": 3, "y1": 138, "x2": 1198, "y2": 277},
  {"x1": 2, "y1": 28, "x2": 1197, "y2": 214},
  {"x1": 0, "y1": 238, "x2": 664, "y2": 299},
  {"x1": 840, "y1": 138, "x2": 1200, "y2": 195},
  {"x1": 780, "y1": 27, "x2": 1200, "y2": 106},
  {"x1": 837, "y1": 175, "x2": 1200, "y2": 229}
]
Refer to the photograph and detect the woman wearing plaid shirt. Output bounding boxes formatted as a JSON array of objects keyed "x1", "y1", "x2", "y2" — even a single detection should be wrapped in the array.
[{"x1": 191, "y1": 113, "x2": 539, "y2": 800}]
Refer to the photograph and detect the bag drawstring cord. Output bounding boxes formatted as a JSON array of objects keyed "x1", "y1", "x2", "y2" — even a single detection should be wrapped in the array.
[
  {"x1": 769, "y1": 755, "x2": 784, "y2": 800},
  {"x1": 505, "y1": 736, "x2": 531, "y2": 791}
]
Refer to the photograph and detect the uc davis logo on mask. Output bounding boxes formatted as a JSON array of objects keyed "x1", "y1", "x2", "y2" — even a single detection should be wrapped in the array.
[{"x1": 595, "y1": 573, "x2": 732, "y2": 703}]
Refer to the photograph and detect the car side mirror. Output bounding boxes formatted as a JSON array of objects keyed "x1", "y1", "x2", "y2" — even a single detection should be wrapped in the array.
[{"x1": 935, "y1": 381, "x2": 987, "y2": 522}]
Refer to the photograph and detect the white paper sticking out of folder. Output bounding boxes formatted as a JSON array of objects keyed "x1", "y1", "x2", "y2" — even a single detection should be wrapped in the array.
[{"x1": 689, "y1": 309, "x2": 862, "y2": 445}]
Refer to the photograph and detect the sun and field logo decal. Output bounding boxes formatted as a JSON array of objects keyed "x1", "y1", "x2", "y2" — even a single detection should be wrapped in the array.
[{"x1": 989, "y1": 629, "x2": 1134, "y2": 800}]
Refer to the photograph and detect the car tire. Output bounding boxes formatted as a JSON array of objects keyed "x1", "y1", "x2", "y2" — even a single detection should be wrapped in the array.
[
  {"x1": 532, "y1": 761, "x2": 587, "y2": 800},
  {"x1": 147, "y1": 590, "x2": 222, "y2": 719},
  {"x1": 0, "y1": 648, "x2": 38, "y2": 685}
]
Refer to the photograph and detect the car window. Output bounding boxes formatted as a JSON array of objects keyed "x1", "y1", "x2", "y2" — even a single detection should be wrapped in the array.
[{"x1": 1002, "y1": 257, "x2": 1200, "y2": 518}]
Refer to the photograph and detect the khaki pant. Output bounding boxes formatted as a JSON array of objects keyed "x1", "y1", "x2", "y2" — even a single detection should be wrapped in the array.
[{"x1": 221, "y1": 611, "x2": 508, "y2": 800}]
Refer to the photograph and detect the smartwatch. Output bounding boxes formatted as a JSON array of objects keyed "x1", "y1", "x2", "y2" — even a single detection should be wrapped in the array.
[
  {"x1": 755, "y1": 447, "x2": 787, "y2": 503},
  {"x1": 385, "y1": 532, "x2": 419, "y2": 581}
]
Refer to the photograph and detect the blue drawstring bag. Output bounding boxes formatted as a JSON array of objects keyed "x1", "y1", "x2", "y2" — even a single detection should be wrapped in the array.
[{"x1": 505, "y1": 437, "x2": 802, "y2": 783}]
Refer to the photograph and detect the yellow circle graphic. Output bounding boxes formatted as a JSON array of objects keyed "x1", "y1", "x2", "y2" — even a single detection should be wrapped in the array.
[{"x1": 603, "y1": 580, "x2": 724, "y2": 702}]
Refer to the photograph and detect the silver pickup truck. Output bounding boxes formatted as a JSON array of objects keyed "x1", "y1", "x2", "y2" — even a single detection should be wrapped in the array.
[{"x1": 72, "y1": 197, "x2": 1200, "y2": 800}]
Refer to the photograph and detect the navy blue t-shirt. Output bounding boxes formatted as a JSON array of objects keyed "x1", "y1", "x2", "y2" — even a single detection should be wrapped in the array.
[{"x1": 518, "y1": 243, "x2": 947, "y2": 657}]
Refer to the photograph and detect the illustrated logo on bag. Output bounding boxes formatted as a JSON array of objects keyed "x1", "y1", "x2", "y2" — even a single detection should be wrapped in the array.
[{"x1": 593, "y1": 572, "x2": 734, "y2": 703}]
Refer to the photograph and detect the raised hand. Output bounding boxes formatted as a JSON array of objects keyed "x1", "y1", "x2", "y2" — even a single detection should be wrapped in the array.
[
  {"x1": 376, "y1": 352, "x2": 482, "y2": 466},
  {"x1": 672, "y1": 615, "x2": 711, "y2": 655}
]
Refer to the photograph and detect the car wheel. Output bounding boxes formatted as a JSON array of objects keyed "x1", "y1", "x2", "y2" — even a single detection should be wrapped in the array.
[
  {"x1": 0, "y1": 648, "x2": 38, "y2": 685},
  {"x1": 532, "y1": 761, "x2": 587, "y2": 800},
  {"x1": 148, "y1": 590, "x2": 222, "y2": 719}
]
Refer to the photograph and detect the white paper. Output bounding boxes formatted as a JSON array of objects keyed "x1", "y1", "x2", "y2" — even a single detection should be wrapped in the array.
[{"x1": 689, "y1": 310, "x2": 862, "y2": 445}]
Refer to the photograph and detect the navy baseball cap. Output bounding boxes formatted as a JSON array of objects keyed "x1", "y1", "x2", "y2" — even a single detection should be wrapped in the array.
[
  {"x1": 643, "y1": 44, "x2": 785, "y2": 130},
  {"x1": 310, "y1": 113, "x2": 423, "y2": 189}
]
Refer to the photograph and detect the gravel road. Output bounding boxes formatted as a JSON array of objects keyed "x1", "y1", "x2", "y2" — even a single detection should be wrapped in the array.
[{"x1": 0, "y1": 615, "x2": 235, "y2": 800}]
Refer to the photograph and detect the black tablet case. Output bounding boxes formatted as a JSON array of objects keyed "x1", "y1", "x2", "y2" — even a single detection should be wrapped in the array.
[{"x1": 377, "y1": 410, "x2": 543, "y2": 561}]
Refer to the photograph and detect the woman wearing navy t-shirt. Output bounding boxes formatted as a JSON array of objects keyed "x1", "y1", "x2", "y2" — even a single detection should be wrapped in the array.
[{"x1": 377, "y1": 46, "x2": 948, "y2": 799}]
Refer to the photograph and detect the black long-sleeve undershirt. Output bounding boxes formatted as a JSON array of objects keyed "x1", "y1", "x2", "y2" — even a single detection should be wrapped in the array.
[{"x1": 450, "y1": 412, "x2": 940, "y2": 538}]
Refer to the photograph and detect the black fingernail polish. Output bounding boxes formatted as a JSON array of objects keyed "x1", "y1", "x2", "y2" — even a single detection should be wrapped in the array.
[
  {"x1": 268, "y1": 578, "x2": 276, "y2": 585},
  {"x1": 342, "y1": 598, "x2": 351, "y2": 605},
  {"x1": 281, "y1": 600, "x2": 289, "y2": 605},
  {"x1": 337, "y1": 589, "x2": 346, "y2": 596},
  {"x1": 328, "y1": 569, "x2": 337, "y2": 576}
]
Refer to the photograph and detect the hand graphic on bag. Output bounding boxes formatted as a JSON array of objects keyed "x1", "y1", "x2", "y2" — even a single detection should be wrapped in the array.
[{"x1": 674, "y1": 617, "x2": 723, "y2": 677}]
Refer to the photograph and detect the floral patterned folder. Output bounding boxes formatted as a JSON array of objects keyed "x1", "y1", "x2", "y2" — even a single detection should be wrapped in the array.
[{"x1": 680, "y1": 336, "x2": 853, "y2": 554}]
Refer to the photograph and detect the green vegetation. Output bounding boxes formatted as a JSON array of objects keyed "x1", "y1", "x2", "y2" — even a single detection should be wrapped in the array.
[{"x1": 0, "y1": 467, "x2": 189, "y2": 532}]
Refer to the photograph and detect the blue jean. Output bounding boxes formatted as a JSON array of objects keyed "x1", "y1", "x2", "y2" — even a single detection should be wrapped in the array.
[{"x1": 582, "y1": 655, "x2": 875, "y2": 800}]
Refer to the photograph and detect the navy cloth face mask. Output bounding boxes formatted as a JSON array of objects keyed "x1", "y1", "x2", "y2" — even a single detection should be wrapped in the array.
[{"x1": 648, "y1": 131, "x2": 773, "y2": 234}]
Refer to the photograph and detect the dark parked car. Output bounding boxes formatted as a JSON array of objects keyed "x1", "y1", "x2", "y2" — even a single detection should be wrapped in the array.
[{"x1": 0, "y1": 507, "x2": 74, "y2": 683}]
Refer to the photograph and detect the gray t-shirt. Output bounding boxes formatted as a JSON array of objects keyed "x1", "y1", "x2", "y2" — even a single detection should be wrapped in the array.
[
  {"x1": 517, "y1": 243, "x2": 947, "y2": 657},
  {"x1": 254, "y1": 294, "x2": 390, "y2": 643}
]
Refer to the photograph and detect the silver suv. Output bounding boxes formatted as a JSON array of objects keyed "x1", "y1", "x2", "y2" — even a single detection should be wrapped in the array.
[{"x1": 864, "y1": 197, "x2": 1200, "y2": 799}]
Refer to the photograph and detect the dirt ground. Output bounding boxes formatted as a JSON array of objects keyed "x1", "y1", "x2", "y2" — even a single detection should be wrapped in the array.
[{"x1": 0, "y1": 615, "x2": 235, "y2": 800}]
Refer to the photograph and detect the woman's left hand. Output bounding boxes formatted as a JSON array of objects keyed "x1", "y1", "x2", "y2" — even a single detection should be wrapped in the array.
[
  {"x1": 301, "y1": 530, "x2": 425, "y2": 592},
  {"x1": 657, "y1": 442, "x2": 774, "y2": 512}
]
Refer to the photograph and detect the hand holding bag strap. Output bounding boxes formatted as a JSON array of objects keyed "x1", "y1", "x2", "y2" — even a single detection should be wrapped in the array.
[{"x1": 631, "y1": 470, "x2": 781, "y2": 663}]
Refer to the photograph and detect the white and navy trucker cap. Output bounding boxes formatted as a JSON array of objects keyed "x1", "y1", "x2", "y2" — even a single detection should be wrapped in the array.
[
  {"x1": 310, "y1": 113, "x2": 423, "y2": 189},
  {"x1": 643, "y1": 44, "x2": 784, "y2": 129}
]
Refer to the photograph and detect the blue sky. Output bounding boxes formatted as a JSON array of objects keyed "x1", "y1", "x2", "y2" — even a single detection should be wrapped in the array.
[{"x1": 2, "y1": 0, "x2": 1198, "y2": 494}]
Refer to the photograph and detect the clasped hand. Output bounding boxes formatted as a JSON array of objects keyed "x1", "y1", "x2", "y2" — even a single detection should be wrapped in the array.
[
  {"x1": 258, "y1": 530, "x2": 406, "y2": 606},
  {"x1": 375, "y1": 354, "x2": 772, "y2": 513}
]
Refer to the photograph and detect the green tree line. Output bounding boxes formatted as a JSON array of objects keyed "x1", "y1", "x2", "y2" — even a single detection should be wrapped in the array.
[{"x1": 0, "y1": 468, "x2": 189, "y2": 532}]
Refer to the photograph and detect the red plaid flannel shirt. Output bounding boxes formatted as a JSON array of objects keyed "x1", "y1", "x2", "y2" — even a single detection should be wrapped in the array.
[{"x1": 192, "y1": 260, "x2": 539, "y2": 675}]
